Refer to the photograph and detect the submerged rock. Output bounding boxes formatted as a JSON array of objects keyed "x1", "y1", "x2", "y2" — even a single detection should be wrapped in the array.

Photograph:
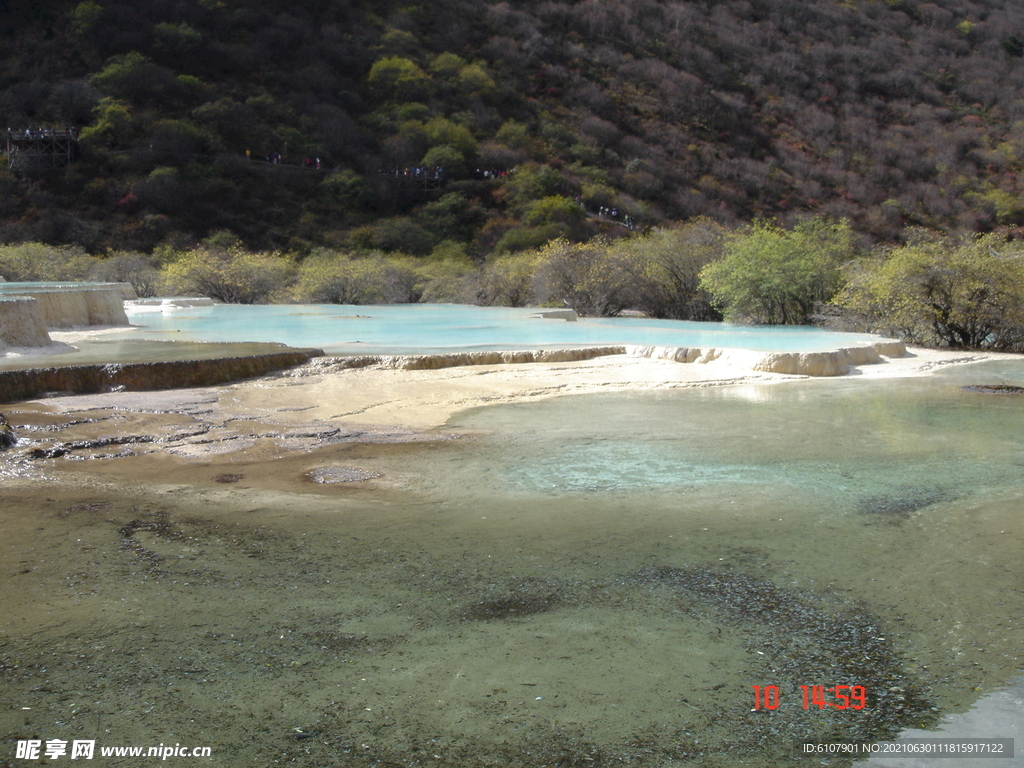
[
  {"x1": 0, "y1": 412, "x2": 15, "y2": 448},
  {"x1": 306, "y1": 466, "x2": 381, "y2": 484},
  {"x1": 535, "y1": 309, "x2": 578, "y2": 321}
]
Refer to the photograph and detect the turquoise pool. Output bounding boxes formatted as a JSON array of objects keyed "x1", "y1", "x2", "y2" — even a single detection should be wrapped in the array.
[{"x1": 119, "y1": 303, "x2": 888, "y2": 354}]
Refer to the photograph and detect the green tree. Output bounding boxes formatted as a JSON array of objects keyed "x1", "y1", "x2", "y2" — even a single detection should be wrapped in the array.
[
  {"x1": 475, "y1": 251, "x2": 543, "y2": 306},
  {"x1": 152, "y1": 22, "x2": 203, "y2": 55},
  {"x1": 456, "y1": 63, "x2": 495, "y2": 96},
  {"x1": 423, "y1": 117, "x2": 476, "y2": 156},
  {"x1": 134, "y1": 167, "x2": 192, "y2": 215},
  {"x1": 613, "y1": 220, "x2": 727, "y2": 320},
  {"x1": 148, "y1": 119, "x2": 215, "y2": 156},
  {"x1": 0, "y1": 243, "x2": 98, "y2": 281},
  {"x1": 89, "y1": 52, "x2": 190, "y2": 105},
  {"x1": 495, "y1": 120, "x2": 532, "y2": 151},
  {"x1": 92, "y1": 251, "x2": 161, "y2": 297},
  {"x1": 294, "y1": 251, "x2": 391, "y2": 304},
  {"x1": 492, "y1": 225, "x2": 565, "y2": 254},
  {"x1": 69, "y1": 1, "x2": 104, "y2": 36},
  {"x1": 421, "y1": 145, "x2": 467, "y2": 177},
  {"x1": 367, "y1": 57, "x2": 431, "y2": 102},
  {"x1": 500, "y1": 164, "x2": 568, "y2": 209},
  {"x1": 161, "y1": 247, "x2": 295, "y2": 303},
  {"x1": 415, "y1": 192, "x2": 482, "y2": 242},
  {"x1": 535, "y1": 238, "x2": 634, "y2": 316},
  {"x1": 320, "y1": 170, "x2": 370, "y2": 209},
  {"x1": 430, "y1": 52, "x2": 466, "y2": 78},
  {"x1": 78, "y1": 97, "x2": 143, "y2": 148},
  {"x1": 699, "y1": 217, "x2": 853, "y2": 324},
  {"x1": 416, "y1": 245, "x2": 476, "y2": 303},
  {"x1": 966, "y1": 185, "x2": 1024, "y2": 227},
  {"x1": 836, "y1": 233, "x2": 1024, "y2": 350},
  {"x1": 366, "y1": 217, "x2": 434, "y2": 256},
  {"x1": 377, "y1": 28, "x2": 420, "y2": 57},
  {"x1": 523, "y1": 196, "x2": 586, "y2": 228}
]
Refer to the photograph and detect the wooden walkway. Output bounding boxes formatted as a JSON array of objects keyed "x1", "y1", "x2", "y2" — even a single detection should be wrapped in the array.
[{"x1": 6, "y1": 128, "x2": 80, "y2": 173}]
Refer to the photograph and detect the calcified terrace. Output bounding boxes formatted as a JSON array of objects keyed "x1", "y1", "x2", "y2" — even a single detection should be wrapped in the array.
[
  {"x1": 0, "y1": 281, "x2": 134, "y2": 351},
  {"x1": 2, "y1": 289, "x2": 911, "y2": 397}
]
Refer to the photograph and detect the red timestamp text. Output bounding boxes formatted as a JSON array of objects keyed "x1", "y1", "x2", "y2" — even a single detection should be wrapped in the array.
[{"x1": 751, "y1": 685, "x2": 868, "y2": 711}]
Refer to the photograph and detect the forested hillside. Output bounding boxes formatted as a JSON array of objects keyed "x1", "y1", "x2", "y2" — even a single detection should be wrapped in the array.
[{"x1": 3, "y1": 0, "x2": 1024, "y2": 255}]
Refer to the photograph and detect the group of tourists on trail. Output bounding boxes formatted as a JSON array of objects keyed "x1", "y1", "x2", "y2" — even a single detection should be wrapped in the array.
[
  {"x1": 244, "y1": 148, "x2": 321, "y2": 169},
  {"x1": 383, "y1": 166, "x2": 446, "y2": 179},
  {"x1": 7, "y1": 127, "x2": 78, "y2": 140}
]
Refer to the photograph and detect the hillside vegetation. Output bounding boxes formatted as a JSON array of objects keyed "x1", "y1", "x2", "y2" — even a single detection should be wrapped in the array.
[{"x1": 3, "y1": 0, "x2": 1024, "y2": 256}]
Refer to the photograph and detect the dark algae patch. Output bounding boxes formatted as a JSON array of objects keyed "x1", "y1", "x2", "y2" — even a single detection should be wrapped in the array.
[
  {"x1": 448, "y1": 567, "x2": 936, "y2": 764},
  {"x1": 960, "y1": 384, "x2": 1024, "y2": 394},
  {"x1": 632, "y1": 567, "x2": 937, "y2": 755},
  {"x1": 461, "y1": 578, "x2": 566, "y2": 621},
  {"x1": 855, "y1": 486, "x2": 956, "y2": 523},
  {"x1": 27, "y1": 434, "x2": 156, "y2": 459}
]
